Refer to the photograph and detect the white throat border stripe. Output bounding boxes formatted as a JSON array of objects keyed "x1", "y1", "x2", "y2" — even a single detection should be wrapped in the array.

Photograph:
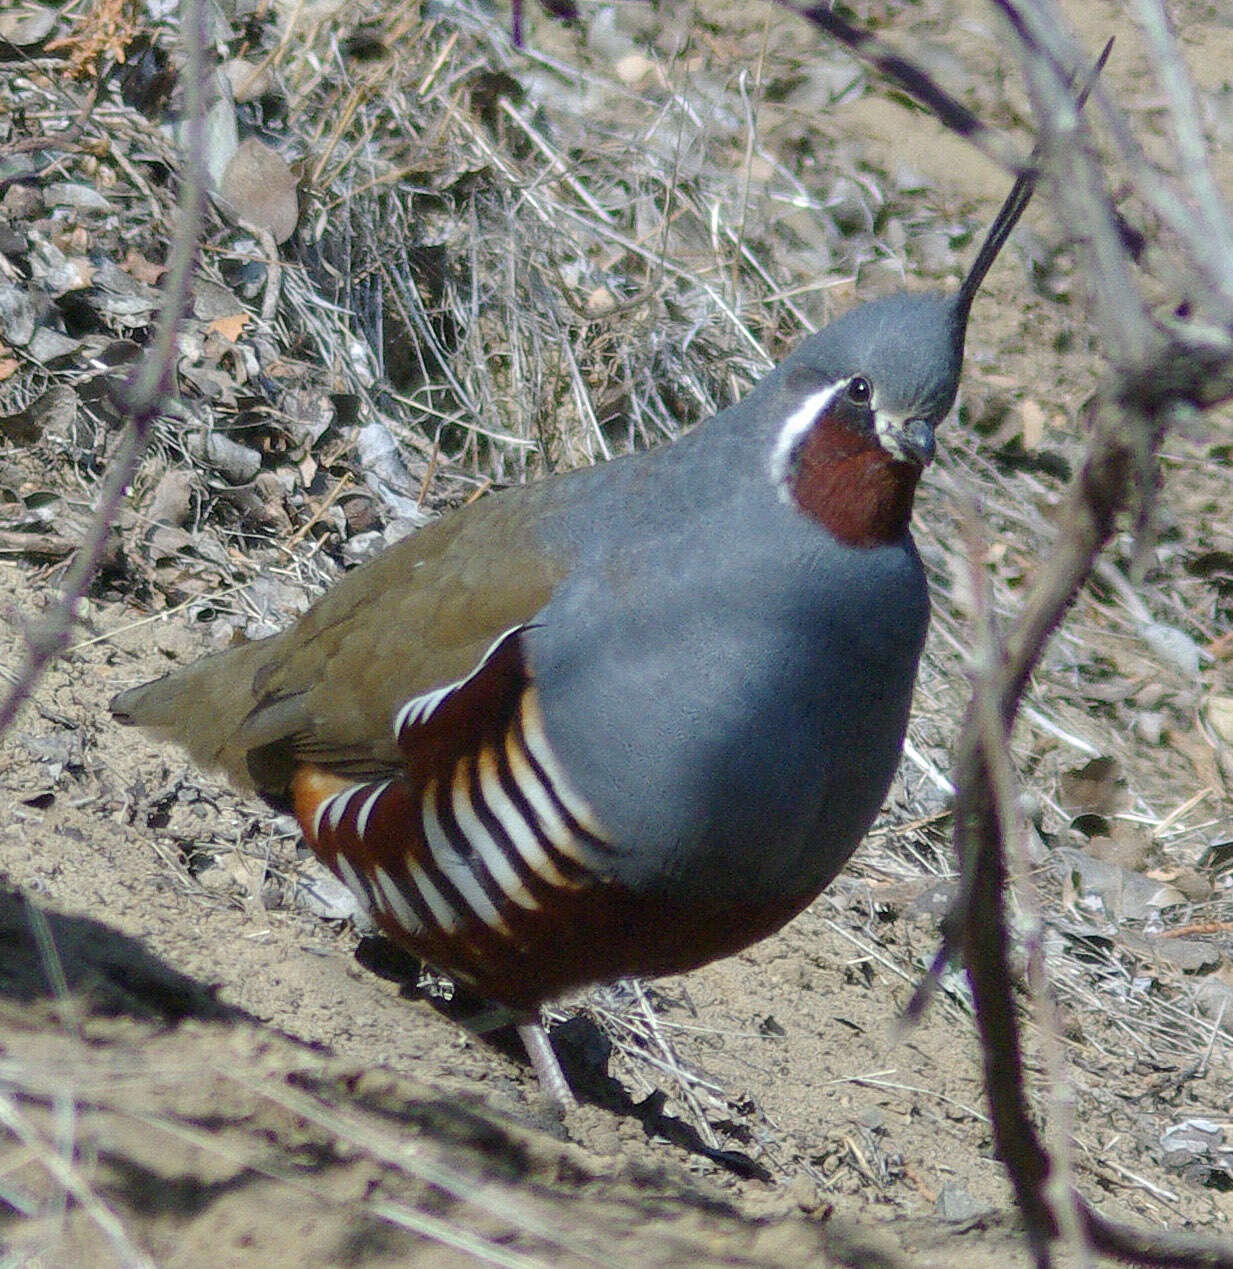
[{"x1": 768, "y1": 382, "x2": 848, "y2": 494}]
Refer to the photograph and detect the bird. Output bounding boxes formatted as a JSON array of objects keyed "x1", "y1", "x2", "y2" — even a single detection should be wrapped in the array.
[{"x1": 111, "y1": 163, "x2": 1038, "y2": 1108}]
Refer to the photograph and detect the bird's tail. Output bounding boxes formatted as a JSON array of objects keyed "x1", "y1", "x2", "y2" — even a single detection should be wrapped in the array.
[{"x1": 110, "y1": 639, "x2": 277, "y2": 790}]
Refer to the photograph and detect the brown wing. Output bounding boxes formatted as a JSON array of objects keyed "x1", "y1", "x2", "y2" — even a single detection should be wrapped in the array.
[
  {"x1": 289, "y1": 626, "x2": 824, "y2": 1013},
  {"x1": 110, "y1": 481, "x2": 570, "y2": 802},
  {"x1": 288, "y1": 625, "x2": 610, "y2": 1009}
]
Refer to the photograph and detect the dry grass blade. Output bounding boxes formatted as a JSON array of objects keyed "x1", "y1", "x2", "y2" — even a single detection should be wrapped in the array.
[
  {"x1": 0, "y1": 1092, "x2": 156, "y2": 1269},
  {"x1": 2, "y1": 0, "x2": 1233, "y2": 1263}
]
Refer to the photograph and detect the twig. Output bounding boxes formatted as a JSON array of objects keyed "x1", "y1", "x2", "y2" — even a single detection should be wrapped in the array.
[
  {"x1": 790, "y1": 3, "x2": 1233, "y2": 1264},
  {"x1": 773, "y1": 0, "x2": 1027, "y2": 176},
  {"x1": 1126, "y1": 0, "x2": 1233, "y2": 296},
  {"x1": 0, "y1": 0, "x2": 210, "y2": 742}
]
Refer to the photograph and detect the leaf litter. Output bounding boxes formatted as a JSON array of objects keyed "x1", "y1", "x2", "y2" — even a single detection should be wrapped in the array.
[{"x1": 0, "y1": 0, "x2": 1231, "y2": 1263}]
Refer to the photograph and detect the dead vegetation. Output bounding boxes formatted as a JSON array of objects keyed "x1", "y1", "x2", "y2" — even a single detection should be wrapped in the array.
[{"x1": 1, "y1": 0, "x2": 1231, "y2": 1264}]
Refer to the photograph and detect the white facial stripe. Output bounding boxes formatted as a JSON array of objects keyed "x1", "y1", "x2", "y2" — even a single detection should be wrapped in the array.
[{"x1": 768, "y1": 382, "x2": 848, "y2": 490}]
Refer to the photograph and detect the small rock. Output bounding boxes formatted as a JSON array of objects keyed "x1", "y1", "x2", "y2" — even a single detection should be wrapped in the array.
[
  {"x1": 1120, "y1": 932, "x2": 1221, "y2": 974},
  {"x1": 0, "y1": 7, "x2": 55, "y2": 45},
  {"x1": 146, "y1": 469, "x2": 195, "y2": 526},
  {"x1": 27, "y1": 327, "x2": 81, "y2": 364},
  {"x1": 0, "y1": 281, "x2": 36, "y2": 345},
  {"x1": 44, "y1": 183, "x2": 113, "y2": 212},
  {"x1": 197, "y1": 430, "x2": 262, "y2": 483},
  {"x1": 936, "y1": 1181, "x2": 990, "y2": 1223},
  {"x1": 294, "y1": 861, "x2": 362, "y2": 921}
]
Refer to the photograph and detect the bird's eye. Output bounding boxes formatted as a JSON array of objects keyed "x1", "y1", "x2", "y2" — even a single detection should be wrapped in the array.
[{"x1": 846, "y1": 376, "x2": 872, "y2": 404}]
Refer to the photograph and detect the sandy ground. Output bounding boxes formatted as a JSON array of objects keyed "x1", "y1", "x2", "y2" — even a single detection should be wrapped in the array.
[{"x1": 2, "y1": 0, "x2": 1232, "y2": 1265}]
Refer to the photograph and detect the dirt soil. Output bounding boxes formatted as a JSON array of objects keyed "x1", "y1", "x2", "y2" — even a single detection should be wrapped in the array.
[{"x1": 2, "y1": 0, "x2": 1233, "y2": 1266}]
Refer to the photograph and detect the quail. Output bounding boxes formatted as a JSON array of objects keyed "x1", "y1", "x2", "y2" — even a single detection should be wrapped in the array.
[{"x1": 112, "y1": 164, "x2": 1037, "y2": 1107}]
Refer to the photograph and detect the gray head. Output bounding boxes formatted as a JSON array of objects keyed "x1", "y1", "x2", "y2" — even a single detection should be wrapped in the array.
[
  {"x1": 699, "y1": 161, "x2": 1049, "y2": 552},
  {"x1": 760, "y1": 155, "x2": 1042, "y2": 483},
  {"x1": 776, "y1": 291, "x2": 965, "y2": 456}
]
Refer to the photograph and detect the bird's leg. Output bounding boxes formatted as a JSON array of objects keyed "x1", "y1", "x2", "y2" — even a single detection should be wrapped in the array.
[{"x1": 517, "y1": 1019, "x2": 575, "y2": 1111}]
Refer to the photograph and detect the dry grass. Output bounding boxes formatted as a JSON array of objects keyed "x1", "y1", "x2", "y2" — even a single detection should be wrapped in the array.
[{"x1": 2, "y1": 0, "x2": 1232, "y2": 1260}]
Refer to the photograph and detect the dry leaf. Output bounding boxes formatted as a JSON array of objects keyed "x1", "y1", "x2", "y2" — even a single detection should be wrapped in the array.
[
  {"x1": 1085, "y1": 833, "x2": 1148, "y2": 872},
  {"x1": 585, "y1": 286, "x2": 618, "y2": 316},
  {"x1": 220, "y1": 138, "x2": 299, "y2": 244},
  {"x1": 1019, "y1": 399, "x2": 1045, "y2": 448},
  {"x1": 123, "y1": 249, "x2": 166, "y2": 286},
  {"x1": 224, "y1": 57, "x2": 273, "y2": 103},
  {"x1": 1206, "y1": 694, "x2": 1233, "y2": 745},
  {"x1": 1059, "y1": 756, "x2": 1125, "y2": 817},
  {"x1": 614, "y1": 53, "x2": 655, "y2": 85},
  {"x1": 207, "y1": 312, "x2": 250, "y2": 343}
]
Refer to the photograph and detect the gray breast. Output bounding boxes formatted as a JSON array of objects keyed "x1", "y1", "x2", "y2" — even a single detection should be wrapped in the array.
[{"x1": 525, "y1": 473, "x2": 929, "y2": 908}]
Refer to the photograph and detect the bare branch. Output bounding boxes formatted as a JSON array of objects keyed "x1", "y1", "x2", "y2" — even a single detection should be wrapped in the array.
[
  {"x1": 1128, "y1": 0, "x2": 1233, "y2": 296},
  {"x1": 0, "y1": 1, "x2": 209, "y2": 741},
  {"x1": 774, "y1": 0, "x2": 1028, "y2": 176},
  {"x1": 794, "y1": 2, "x2": 1233, "y2": 1264}
]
